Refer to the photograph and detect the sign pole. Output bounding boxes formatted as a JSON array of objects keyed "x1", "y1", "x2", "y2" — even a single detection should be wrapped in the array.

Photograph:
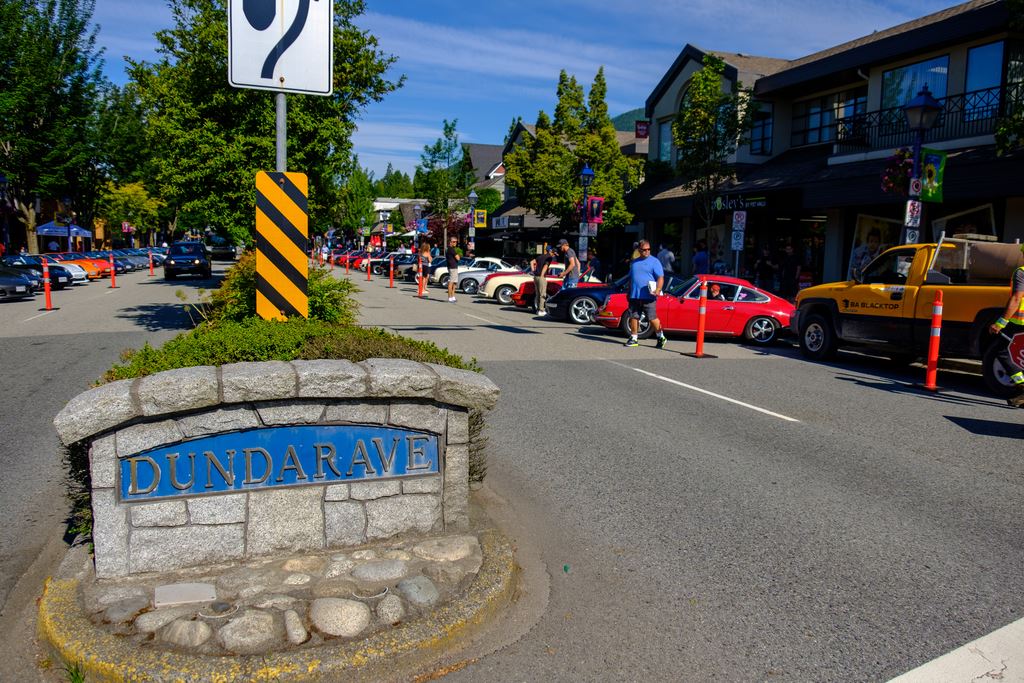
[{"x1": 276, "y1": 94, "x2": 287, "y2": 172}]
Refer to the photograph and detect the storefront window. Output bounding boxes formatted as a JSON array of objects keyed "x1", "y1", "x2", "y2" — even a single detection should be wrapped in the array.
[
  {"x1": 791, "y1": 87, "x2": 866, "y2": 147},
  {"x1": 882, "y1": 56, "x2": 949, "y2": 109},
  {"x1": 750, "y1": 103, "x2": 773, "y2": 155}
]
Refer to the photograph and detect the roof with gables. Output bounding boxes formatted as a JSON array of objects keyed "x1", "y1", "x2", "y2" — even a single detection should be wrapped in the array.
[
  {"x1": 755, "y1": 0, "x2": 1007, "y2": 95},
  {"x1": 645, "y1": 45, "x2": 789, "y2": 118},
  {"x1": 463, "y1": 143, "x2": 506, "y2": 183}
]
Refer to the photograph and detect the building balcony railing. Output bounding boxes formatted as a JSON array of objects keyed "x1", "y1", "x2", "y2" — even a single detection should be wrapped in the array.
[{"x1": 830, "y1": 83, "x2": 1022, "y2": 155}]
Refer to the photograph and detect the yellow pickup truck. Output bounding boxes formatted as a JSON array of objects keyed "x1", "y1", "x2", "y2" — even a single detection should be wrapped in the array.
[{"x1": 792, "y1": 238, "x2": 1023, "y2": 397}]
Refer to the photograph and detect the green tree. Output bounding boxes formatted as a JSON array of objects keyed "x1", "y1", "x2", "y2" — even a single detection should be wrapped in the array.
[
  {"x1": 0, "y1": 0, "x2": 104, "y2": 252},
  {"x1": 373, "y1": 163, "x2": 414, "y2": 197},
  {"x1": 672, "y1": 54, "x2": 754, "y2": 232},
  {"x1": 98, "y1": 181, "x2": 164, "y2": 244},
  {"x1": 128, "y1": 0, "x2": 401, "y2": 246},
  {"x1": 417, "y1": 119, "x2": 474, "y2": 243},
  {"x1": 504, "y1": 68, "x2": 642, "y2": 230},
  {"x1": 474, "y1": 188, "x2": 502, "y2": 215},
  {"x1": 337, "y1": 159, "x2": 376, "y2": 231}
]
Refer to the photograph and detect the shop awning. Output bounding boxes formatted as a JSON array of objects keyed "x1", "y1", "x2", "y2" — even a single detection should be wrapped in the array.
[{"x1": 36, "y1": 221, "x2": 92, "y2": 238}]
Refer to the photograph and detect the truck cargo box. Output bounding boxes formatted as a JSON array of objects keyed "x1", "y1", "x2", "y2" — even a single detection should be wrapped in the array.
[{"x1": 933, "y1": 239, "x2": 1023, "y2": 284}]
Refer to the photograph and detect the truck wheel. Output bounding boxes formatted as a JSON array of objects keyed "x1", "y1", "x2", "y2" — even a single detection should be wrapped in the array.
[
  {"x1": 799, "y1": 313, "x2": 837, "y2": 360},
  {"x1": 982, "y1": 341, "x2": 1024, "y2": 399}
]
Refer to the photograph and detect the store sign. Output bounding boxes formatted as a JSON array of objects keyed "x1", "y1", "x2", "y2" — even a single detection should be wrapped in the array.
[
  {"x1": 713, "y1": 195, "x2": 767, "y2": 212},
  {"x1": 120, "y1": 425, "x2": 438, "y2": 501}
]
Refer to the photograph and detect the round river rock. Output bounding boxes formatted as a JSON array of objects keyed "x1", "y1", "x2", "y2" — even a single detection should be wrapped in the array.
[
  {"x1": 218, "y1": 609, "x2": 280, "y2": 654},
  {"x1": 351, "y1": 559, "x2": 408, "y2": 583},
  {"x1": 162, "y1": 619, "x2": 212, "y2": 648},
  {"x1": 413, "y1": 536, "x2": 477, "y2": 562},
  {"x1": 310, "y1": 598, "x2": 371, "y2": 637}
]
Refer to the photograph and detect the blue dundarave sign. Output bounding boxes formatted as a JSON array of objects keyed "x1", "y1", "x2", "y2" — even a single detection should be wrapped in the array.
[{"x1": 120, "y1": 425, "x2": 439, "y2": 502}]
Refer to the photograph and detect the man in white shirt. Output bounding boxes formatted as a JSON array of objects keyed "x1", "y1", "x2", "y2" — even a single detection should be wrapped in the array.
[{"x1": 657, "y1": 244, "x2": 675, "y2": 273}]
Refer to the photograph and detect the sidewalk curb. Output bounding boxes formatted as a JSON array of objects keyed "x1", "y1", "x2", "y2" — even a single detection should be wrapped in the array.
[{"x1": 38, "y1": 529, "x2": 518, "y2": 682}]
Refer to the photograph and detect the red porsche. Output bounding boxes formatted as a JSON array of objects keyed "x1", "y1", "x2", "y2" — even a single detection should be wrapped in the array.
[{"x1": 594, "y1": 275, "x2": 794, "y2": 345}]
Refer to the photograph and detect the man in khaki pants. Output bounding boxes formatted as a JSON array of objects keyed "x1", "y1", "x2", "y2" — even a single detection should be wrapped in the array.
[{"x1": 533, "y1": 246, "x2": 556, "y2": 314}]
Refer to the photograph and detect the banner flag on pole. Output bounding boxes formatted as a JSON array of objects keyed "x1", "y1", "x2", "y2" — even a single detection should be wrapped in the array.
[{"x1": 920, "y1": 148, "x2": 947, "y2": 203}]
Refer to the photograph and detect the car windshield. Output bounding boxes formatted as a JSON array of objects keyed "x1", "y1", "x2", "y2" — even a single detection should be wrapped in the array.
[
  {"x1": 665, "y1": 274, "x2": 696, "y2": 296},
  {"x1": 169, "y1": 244, "x2": 205, "y2": 256}
]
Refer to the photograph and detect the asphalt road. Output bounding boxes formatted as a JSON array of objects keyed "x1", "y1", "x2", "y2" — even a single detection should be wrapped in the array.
[
  {"x1": 355, "y1": 276, "x2": 1024, "y2": 682},
  {"x1": 1, "y1": 264, "x2": 1020, "y2": 681},
  {"x1": 0, "y1": 265, "x2": 224, "y2": 616}
]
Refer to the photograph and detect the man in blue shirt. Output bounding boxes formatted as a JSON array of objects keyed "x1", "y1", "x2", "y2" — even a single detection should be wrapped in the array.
[{"x1": 625, "y1": 240, "x2": 667, "y2": 348}]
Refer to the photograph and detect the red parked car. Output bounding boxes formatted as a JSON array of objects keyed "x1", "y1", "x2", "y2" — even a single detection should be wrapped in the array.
[
  {"x1": 509, "y1": 267, "x2": 603, "y2": 309},
  {"x1": 594, "y1": 275, "x2": 794, "y2": 345}
]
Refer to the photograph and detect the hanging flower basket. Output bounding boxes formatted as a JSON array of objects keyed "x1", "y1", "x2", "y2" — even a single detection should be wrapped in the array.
[{"x1": 880, "y1": 147, "x2": 914, "y2": 196}]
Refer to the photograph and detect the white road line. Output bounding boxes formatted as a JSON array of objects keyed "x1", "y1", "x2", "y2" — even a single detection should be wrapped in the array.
[
  {"x1": 888, "y1": 615, "x2": 1024, "y2": 682},
  {"x1": 464, "y1": 313, "x2": 497, "y2": 325},
  {"x1": 608, "y1": 361, "x2": 800, "y2": 423},
  {"x1": 22, "y1": 309, "x2": 56, "y2": 323}
]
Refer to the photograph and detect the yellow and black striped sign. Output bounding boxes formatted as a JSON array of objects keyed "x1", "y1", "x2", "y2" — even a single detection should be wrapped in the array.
[{"x1": 256, "y1": 171, "x2": 308, "y2": 320}]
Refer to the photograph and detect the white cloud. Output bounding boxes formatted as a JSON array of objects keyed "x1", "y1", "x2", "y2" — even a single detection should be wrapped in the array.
[{"x1": 360, "y1": 11, "x2": 667, "y2": 97}]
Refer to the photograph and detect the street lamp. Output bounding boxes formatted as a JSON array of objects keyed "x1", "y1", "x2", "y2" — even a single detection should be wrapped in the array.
[
  {"x1": 901, "y1": 85, "x2": 942, "y2": 244},
  {"x1": 413, "y1": 204, "x2": 422, "y2": 252},
  {"x1": 467, "y1": 190, "x2": 477, "y2": 253},
  {"x1": 61, "y1": 196, "x2": 74, "y2": 252},
  {"x1": 579, "y1": 163, "x2": 595, "y2": 262},
  {"x1": 0, "y1": 175, "x2": 9, "y2": 255}
]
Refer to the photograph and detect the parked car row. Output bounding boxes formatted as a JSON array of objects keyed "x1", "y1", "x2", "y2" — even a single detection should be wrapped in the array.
[
  {"x1": 392, "y1": 257, "x2": 795, "y2": 346},
  {"x1": 0, "y1": 245, "x2": 211, "y2": 301}
]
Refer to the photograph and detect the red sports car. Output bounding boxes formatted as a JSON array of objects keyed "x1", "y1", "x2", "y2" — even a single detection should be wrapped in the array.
[{"x1": 594, "y1": 275, "x2": 794, "y2": 345}]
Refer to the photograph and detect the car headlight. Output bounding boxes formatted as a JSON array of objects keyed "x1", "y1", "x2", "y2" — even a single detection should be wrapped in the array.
[
  {"x1": 194, "y1": 259, "x2": 201, "y2": 265},
  {"x1": 167, "y1": 259, "x2": 176, "y2": 265}
]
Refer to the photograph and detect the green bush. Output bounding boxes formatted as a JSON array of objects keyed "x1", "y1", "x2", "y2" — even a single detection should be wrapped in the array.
[
  {"x1": 202, "y1": 251, "x2": 359, "y2": 324},
  {"x1": 105, "y1": 318, "x2": 480, "y2": 382}
]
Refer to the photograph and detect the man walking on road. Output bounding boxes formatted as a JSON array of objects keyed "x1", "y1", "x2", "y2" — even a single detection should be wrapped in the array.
[
  {"x1": 989, "y1": 244, "x2": 1024, "y2": 406},
  {"x1": 625, "y1": 240, "x2": 667, "y2": 348},
  {"x1": 446, "y1": 236, "x2": 460, "y2": 302},
  {"x1": 558, "y1": 239, "x2": 580, "y2": 289},
  {"x1": 532, "y1": 246, "x2": 556, "y2": 314}
]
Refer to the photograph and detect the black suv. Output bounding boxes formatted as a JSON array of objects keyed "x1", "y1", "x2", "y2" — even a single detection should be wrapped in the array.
[
  {"x1": 164, "y1": 242, "x2": 212, "y2": 280},
  {"x1": 205, "y1": 235, "x2": 238, "y2": 261}
]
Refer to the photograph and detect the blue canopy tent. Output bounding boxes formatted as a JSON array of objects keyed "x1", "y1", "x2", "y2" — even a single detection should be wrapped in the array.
[{"x1": 36, "y1": 221, "x2": 92, "y2": 250}]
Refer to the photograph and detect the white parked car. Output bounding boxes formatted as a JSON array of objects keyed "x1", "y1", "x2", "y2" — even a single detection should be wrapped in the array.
[
  {"x1": 457, "y1": 262, "x2": 523, "y2": 294},
  {"x1": 432, "y1": 256, "x2": 513, "y2": 286}
]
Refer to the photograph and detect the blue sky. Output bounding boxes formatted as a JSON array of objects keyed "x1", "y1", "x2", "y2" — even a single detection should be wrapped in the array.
[{"x1": 93, "y1": 0, "x2": 949, "y2": 179}]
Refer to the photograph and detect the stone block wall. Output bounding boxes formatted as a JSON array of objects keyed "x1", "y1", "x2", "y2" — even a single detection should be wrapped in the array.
[{"x1": 54, "y1": 360, "x2": 498, "y2": 579}]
